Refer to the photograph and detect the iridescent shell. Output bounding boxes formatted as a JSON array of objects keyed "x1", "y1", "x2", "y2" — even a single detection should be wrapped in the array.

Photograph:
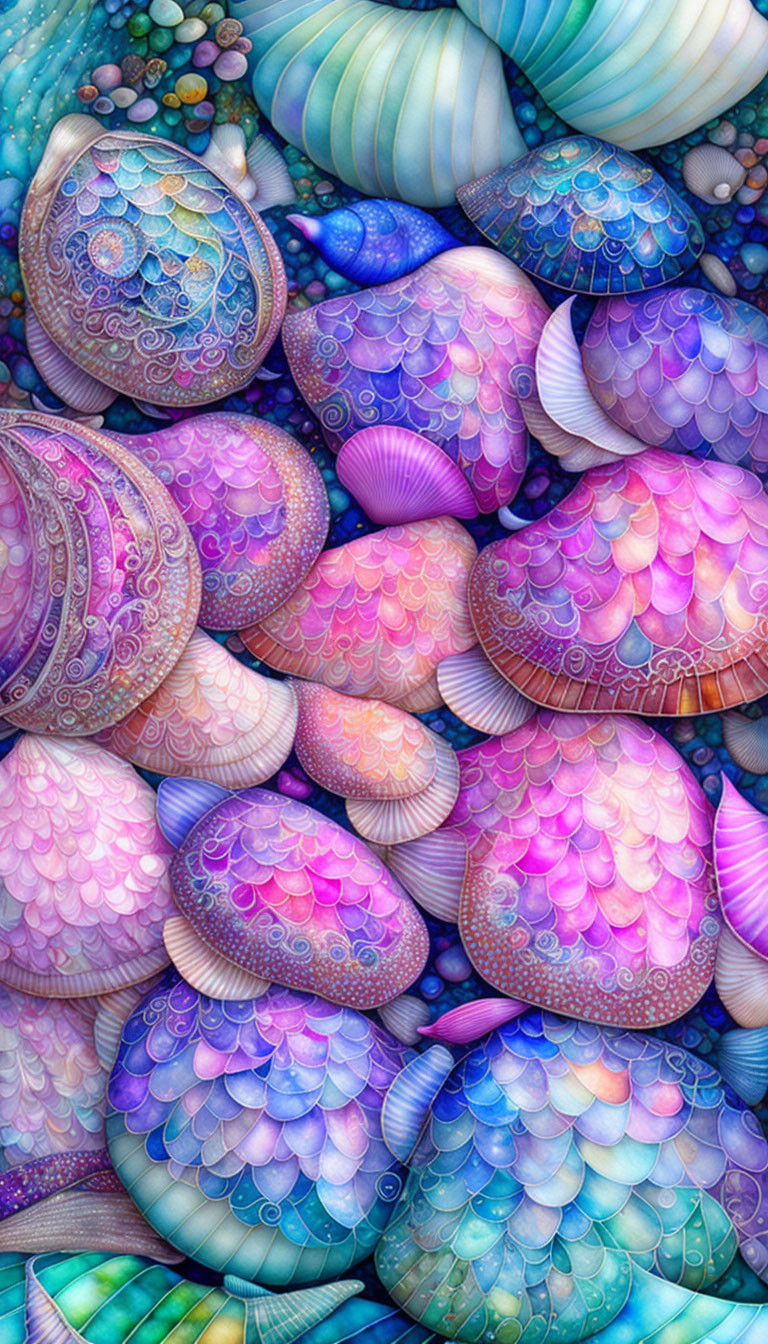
[
  {"x1": 0, "y1": 736, "x2": 174, "y2": 997},
  {"x1": 0, "y1": 410, "x2": 200, "y2": 737},
  {"x1": 336, "y1": 427, "x2": 477, "y2": 526},
  {"x1": 106, "y1": 975, "x2": 412, "y2": 1283},
  {"x1": 111, "y1": 414, "x2": 329, "y2": 629},
  {"x1": 92, "y1": 630, "x2": 297, "y2": 789},
  {"x1": 469, "y1": 448, "x2": 768, "y2": 716},
  {"x1": 167, "y1": 785, "x2": 429, "y2": 1008},
  {"x1": 242, "y1": 518, "x2": 478, "y2": 711},
  {"x1": 376, "y1": 1010, "x2": 768, "y2": 1342},
  {"x1": 581, "y1": 288, "x2": 768, "y2": 472},
  {"x1": 20, "y1": 116, "x2": 286, "y2": 410},
  {"x1": 287, "y1": 201, "x2": 458, "y2": 284},
  {"x1": 457, "y1": 137, "x2": 705, "y2": 295},
  {"x1": 292, "y1": 681, "x2": 459, "y2": 844},
  {"x1": 282, "y1": 248, "x2": 551, "y2": 514}
]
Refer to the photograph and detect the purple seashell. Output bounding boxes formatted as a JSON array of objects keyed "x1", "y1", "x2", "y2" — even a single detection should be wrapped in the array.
[
  {"x1": 336, "y1": 426, "x2": 477, "y2": 525},
  {"x1": 715, "y1": 777, "x2": 768, "y2": 961},
  {"x1": 419, "y1": 997, "x2": 528, "y2": 1043}
]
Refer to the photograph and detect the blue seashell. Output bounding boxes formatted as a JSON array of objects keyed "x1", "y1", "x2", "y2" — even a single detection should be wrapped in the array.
[
  {"x1": 457, "y1": 135, "x2": 705, "y2": 295},
  {"x1": 287, "y1": 202, "x2": 459, "y2": 284}
]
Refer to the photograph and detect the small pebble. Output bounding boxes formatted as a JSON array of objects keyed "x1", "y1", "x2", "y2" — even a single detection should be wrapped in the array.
[
  {"x1": 127, "y1": 97, "x2": 159, "y2": 123},
  {"x1": 93, "y1": 95, "x2": 115, "y2": 115},
  {"x1": 112, "y1": 86, "x2": 138, "y2": 108},
  {"x1": 735, "y1": 147, "x2": 760, "y2": 168},
  {"x1": 215, "y1": 17, "x2": 243, "y2": 46},
  {"x1": 162, "y1": 92, "x2": 182, "y2": 108},
  {"x1": 738, "y1": 132, "x2": 756, "y2": 147},
  {"x1": 149, "y1": 27, "x2": 174, "y2": 51},
  {"x1": 185, "y1": 116, "x2": 211, "y2": 134},
  {"x1": 92, "y1": 62, "x2": 122, "y2": 92},
  {"x1": 277, "y1": 768, "x2": 314, "y2": 801},
  {"x1": 201, "y1": 1, "x2": 225, "y2": 19},
  {"x1": 710, "y1": 120, "x2": 738, "y2": 148},
  {"x1": 755, "y1": 138, "x2": 768, "y2": 155},
  {"x1": 77, "y1": 85, "x2": 98, "y2": 104},
  {"x1": 232, "y1": 36, "x2": 252, "y2": 54},
  {"x1": 127, "y1": 12, "x2": 153, "y2": 37},
  {"x1": 175, "y1": 72, "x2": 208, "y2": 103},
  {"x1": 736, "y1": 184, "x2": 765, "y2": 206},
  {"x1": 196, "y1": 100, "x2": 215, "y2": 119},
  {"x1": 742, "y1": 242, "x2": 768, "y2": 274},
  {"x1": 419, "y1": 975, "x2": 444, "y2": 1002},
  {"x1": 149, "y1": 0, "x2": 184, "y2": 25},
  {"x1": 174, "y1": 17, "x2": 207, "y2": 41},
  {"x1": 213, "y1": 49, "x2": 248, "y2": 80},
  {"x1": 315, "y1": 180, "x2": 335, "y2": 196},
  {"x1": 122, "y1": 53, "x2": 147, "y2": 84},
  {"x1": 434, "y1": 946, "x2": 472, "y2": 983},
  {"x1": 747, "y1": 165, "x2": 768, "y2": 190},
  {"x1": 192, "y1": 40, "x2": 220, "y2": 68},
  {"x1": 699, "y1": 251, "x2": 738, "y2": 296}
]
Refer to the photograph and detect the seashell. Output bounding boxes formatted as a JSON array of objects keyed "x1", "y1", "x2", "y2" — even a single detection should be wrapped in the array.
[
  {"x1": 167, "y1": 786, "x2": 429, "y2": 1008},
  {"x1": 469, "y1": 449, "x2": 768, "y2": 716},
  {"x1": 455, "y1": 0, "x2": 768, "y2": 150},
  {"x1": 377, "y1": 994, "x2": 432, "y2": 1046},
  {"x1": 109, "y1": 413, "x2": 329, "y2": 629},
  {"x1": 335, "y1": 427, "x2": 478, "y2": 526},
  {"x1": 0, "y1": 411, "x2": 200, "y2": 737},
  {"x1": 282, "y1": 248, "x2": 553, "y2": 514},
  {"x1": 714, "y1": 778, "x2": 768, "y2": 960},
  {"x1": 682, "y1": 143, "x2": 748, "y2": 205},
  {"x1": 721, "y1": 712, "x2": 768, "y2": 776},
  {"x1": 0, "y1": 1190, "x2": 181, "y2": 1262},
  {"x1": 93, "y1": 977, "x2": 165, "y2": 1071},
  {"x1": 384, "y1": 829, "x2": 468, "y2": 925},
  {"x1": 376, "y1": 1011, "x2": 768, "y2": 1341},
  {"x1": 232, "y1": 0, "x2": 525, "y2": 207},
  {"x1": 292, "y1": 681, "x2": 459, "y2": 845},
  {"x1": 380, "y1": 1045, "x2": 454, "y2": 1164},
  {"x1": 580, "y1": 288, "x2": 768, "y2": 474},
  {"x1": 699, "y1": 251, "x2": 739, "y2": 297},
  {"x1": 715, "y1": 925, "x2": 768, "y2": 1029},
  {"x1": 92, "y1": 630, "x2": 297, "y2": 789},
  {"x1": 162, "y1": 915, "x2": 272, "y2": 1001},
  {"x1": 20, "y1": 116, "x2": 286, "y2": 410},
  {"x1": 23, "y1": 1251, "x2": 362, "y2": 1344},
  {"x1": 713, "y1": 1027, "x2": 768, "y2": 1106},
  {"x1": 0, "y1": 736, "x2": 175, "y2": 998},
  {"x1": 106, "y1": 975, "x2": 413, "y2": 1281},
  {"x1": 457, "y1": 137, "x2": 705, "y2": 294},
  {"x1": 418, "y1": 997, "x2": 528, "y2": 1045},
  {"x1": 242, "y1": 518, "x2": 478, "y2": 710},
  {"x1": 436, "y1": 647, "x2": 536, "y2": 736},
  {"x1": 392, "y1": 712, "x2": 718, "y2": 1028},
  {"x1": 156, "y1": 776, "x2": 232, "y2": 848},
  {"x1": 287, "y1": 201, "x2": 458, "y2": 284},
  {"x1": 201, "y1": 122, "x2": 297, "y2": 211}
]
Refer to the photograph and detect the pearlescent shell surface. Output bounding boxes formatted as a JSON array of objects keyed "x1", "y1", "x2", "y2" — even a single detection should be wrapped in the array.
[
  {"x1": 470, "y1": 448, "x2": 768, "y2": 716},
  {"x1": 169, "y1": 787, "x2": 429, "y2": 1008},
  {"x1": 451, "y1": 713, "x2": 718, "y2": 1026},
  {"x1": 106, "y1": 976, "x2": 411, "y2": 1282},
  {"x1": 20, "y1": 131, "x2": 286, "y2": 405},
  {"x1": 0, "y1": 736, "x2": 175, "y2": 997}
]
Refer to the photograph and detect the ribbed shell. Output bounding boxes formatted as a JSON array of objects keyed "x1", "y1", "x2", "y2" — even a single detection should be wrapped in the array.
[{"x1": 288, "y1": 201, "x2": 458, "y2": 284}]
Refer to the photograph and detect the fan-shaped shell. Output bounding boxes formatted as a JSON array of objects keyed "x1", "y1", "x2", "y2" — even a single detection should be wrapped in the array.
[
  {"x1": 336, "y1": 427, "x2": 477, "y2": 525},
  {"x1": 0, "y1": 736, "x2": 175, "y2": 997},
  {"x1": 282, "y1": 247, "x2": 550, "y2": 514},
  {"x1": 288, "y1": 201, "x2": 457, "y2": 284},
  {"x1": 457, "y1": 137, "x2": 704, "y2": 295},
  {"x1": 234, "y1": 0, "x2": 524, "y2": 208},
  {"x1": 714, "y1": 778, "x2": 768, "y2": 961},
  {"x1": 0, "y1": 410, "x2": 200, "y2": 737},
  {"x1": 581, "y1": 288, "x2": 768, "y2": 474},
  {"x1": 455, "y1": 0, "x2": 768, "y2": 150},
  {"x1": 469, "y1": 449, "x2": 768, "y2": 716},
  {"x1": 106, "y1": 975, "x2": 412, "y2": 1282},
  {"x1": 169, "y1": 786, "x2": 429, "y2": 1008},
  {"x1": 433, "y1": 713, "x2": 717, "y2": 1027},
  {"x1": 92, "y1": 630, "x2": 297, "y2": 789},
  {"x1": 111, "y1": 414, "x2": 329, "y2": 630},
  {"x1": 20, "y1": 117, "x2": 286, "y2": 409},
  {"x1": 242, "y1": 517, "x2": 478, "y2": 710},
  {"x1": 682, "y1": 144, "x2": 747, "y2": 205}
]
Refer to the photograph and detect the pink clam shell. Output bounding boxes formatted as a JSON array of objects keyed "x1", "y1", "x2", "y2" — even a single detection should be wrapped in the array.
[
  {"x1": 714, "y1": 776, "x2": 768, "y2": 960},
  {"x1": 470, "y1": 447, "x2": 768, "y2": 716},
  {"x1": 446, "y1": 712, "x2": 718, "y2": 1027},
  {"x1": 242, "y1": 517, "x2": 478, "y2": 710},
  {"x1": 0, "y1": 736, "x2": 175, "y2": 996},
  {"x1": 336, "y1": 426, "x2": 477, "y2": 525}
]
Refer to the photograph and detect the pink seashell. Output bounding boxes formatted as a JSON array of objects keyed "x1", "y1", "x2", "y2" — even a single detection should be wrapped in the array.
[
  {"x1": 242, "y1": 517, "x2": 478, "y2": 710},
  {"x1": 283, "y1": 247, "x2": 552, "y2": 513},
  {"x1": 714, "y1": 777, "x2": 768, "y2": 959},
  {"x1": 394, "y1": 711, "x2": 718, "y2": 1027},
  {"x1": 470, "y1": 447, "x2": 768, "y2": 716},
  {"x1": 336, "y1": 426, "x2": 477, "y2": 524},
  {"x1": 419, "y1": 997, "x2": 528, "y2": 1044},
  {"x1": 0, "y1": 410, "x2": 200, "y2": 737},
  {"x1": 169, "y1": 786, "x2": 429, "y2": 1009},
  {"x1": 110, "y1": 413, "x2": 329, "y2": 629},
  {"x1": 0, "y1": 737, "x2": 175, "y2": 996},
  {"x1": 92, "y1": 629, "x2": 297, "y2": 789},
  {"x1": 292, "y1": 680, "x2": 459, "y2": 844}
]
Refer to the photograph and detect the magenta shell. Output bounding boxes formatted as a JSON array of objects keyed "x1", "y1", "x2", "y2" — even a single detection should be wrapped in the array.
[
  {"x1": 112, "y1": 413, "x2": 329, "y2": 629},
  {"x1": 714, "y1": 777, "x2": 768, "y2": 960},
  {"x1": 282, "y1": 247, "x2": 550, "y2": 513},
  {"x1": 446, "y1": 712, "x2": 718, "y2": 1027},
  {"x1": 169, "y1": 787, "x2": 430, "y2": 1009},
  {"x1": 470, "y1": 447, "x2": 768, "y2": 716},
  {"x1": 336, "y1": 426, "x2": 477, "y2": 524}
]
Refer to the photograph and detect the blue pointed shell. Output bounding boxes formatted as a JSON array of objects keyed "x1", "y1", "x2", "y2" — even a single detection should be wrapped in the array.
[
  {"x1": 288, "y1": 202, "x2": 458, "y2": 284},
  {"x1": 457, "y1": 136, "x2": 705, "y2": 294}
]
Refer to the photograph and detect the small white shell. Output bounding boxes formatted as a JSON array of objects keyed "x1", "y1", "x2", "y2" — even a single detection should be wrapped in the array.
[
  {"x1": 721, "y1": 711, "x2": 768, "y2": 775},
  {"x1": 377, "y1": 993, "x2": 432, "y2": 1044},
  {"x1": 715, "y1": 925, "x2": 768, "y2": 1028},
  {"x1": 682, "y1": 144, "x2": 747, "y2": 205}
]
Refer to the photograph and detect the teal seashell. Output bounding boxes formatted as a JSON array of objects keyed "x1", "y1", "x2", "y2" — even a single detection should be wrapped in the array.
[
  {"x1": 457, "y1": 136, "x2": 705, "y2": 295},
  {"x1": 229, "y1": 0, "x2": 526, "y2": 207},
  {"x1": 0, "y1": 1254, "x2": 27, "y2": 1344},
  {"x1": 455, "y1": 0, "x2": 768, "y2": 150}
]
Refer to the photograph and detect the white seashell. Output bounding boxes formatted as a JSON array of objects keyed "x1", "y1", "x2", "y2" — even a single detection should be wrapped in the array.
[
  {"x1": 377, "y1": 994, "x2": 432, "y2": 1045},
  {"x1": 715, "y1": 925, "x2": 768, "y2": 1028},
  {"x1": 682, "y1": 144, "x2": 747, "y2": 205},
  {"x1": 721, "y1": 711, "x2": 768, "y2": 775},
  {"x1": 384, "y1": 829, "x2": 467, "y2": 923},
  {"x1": 437, "y1": 647, "x2": 536, "y2": 737},
  {"x1": 346, "y1": 729, "x2": 459, "y2": 846}
]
